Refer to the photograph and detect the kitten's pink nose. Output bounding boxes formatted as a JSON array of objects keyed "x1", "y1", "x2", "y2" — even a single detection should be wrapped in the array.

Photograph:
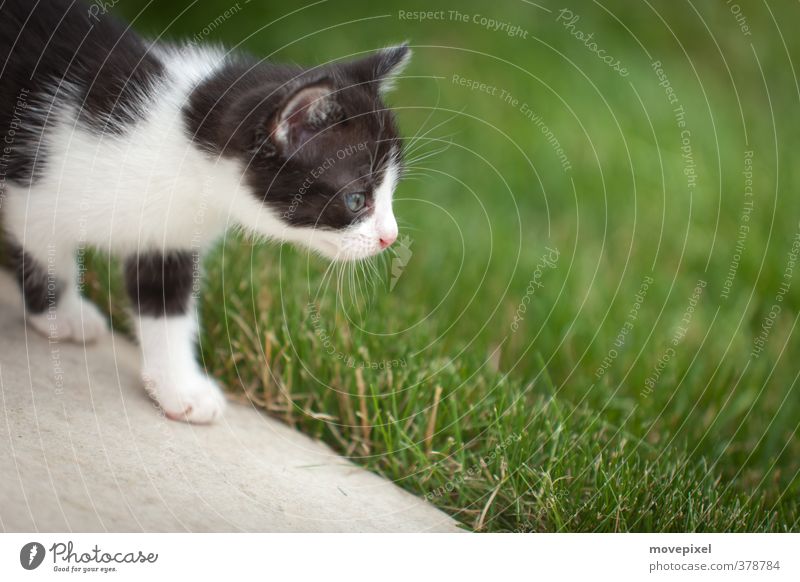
[
  {"x1": 378, "y1": 215, "x2": 398, "y2": 249},
  {"x1": 379, "y1": 233, "x2": 397, "y2": 249}
]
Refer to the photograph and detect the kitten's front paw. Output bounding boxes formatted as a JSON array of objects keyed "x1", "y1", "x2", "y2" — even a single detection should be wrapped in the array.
[
  {"x1": 27, "y1": 295, "x2": 108, "y2": 343},
  {"x1": 144, "y1": 371, "x2": 226, "y2": 424}
]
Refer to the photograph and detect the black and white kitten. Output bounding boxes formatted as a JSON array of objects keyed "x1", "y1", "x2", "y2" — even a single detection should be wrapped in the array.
[{"x1": 0, "y1": 0, "x2": 409, "y2": 423}]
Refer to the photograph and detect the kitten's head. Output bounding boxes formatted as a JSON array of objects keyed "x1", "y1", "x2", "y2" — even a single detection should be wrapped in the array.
[{"x1": 244, "y1": 44, "x2": 411, "y2": 261}]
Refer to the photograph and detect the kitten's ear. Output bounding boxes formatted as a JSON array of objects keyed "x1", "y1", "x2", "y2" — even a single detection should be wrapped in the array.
[
  {"x1": 272, "y1": 81, "x2": 342, "y2": 151},
  {"x1": 343, "y1": 43, "x2": 412, "y2": 94}
]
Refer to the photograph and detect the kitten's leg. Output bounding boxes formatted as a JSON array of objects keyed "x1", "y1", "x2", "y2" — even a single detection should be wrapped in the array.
[
  {"x1": 124, "y1": 251, "x2": 225, "y2": 423},
  {"x1": 9, "y1": 241, "x2": 108, "y2": 342}
]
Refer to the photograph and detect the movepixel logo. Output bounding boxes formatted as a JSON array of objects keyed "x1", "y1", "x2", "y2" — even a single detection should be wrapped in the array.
[{"x1": 20, "y1": 542, "x2": 46, "y2": 570}]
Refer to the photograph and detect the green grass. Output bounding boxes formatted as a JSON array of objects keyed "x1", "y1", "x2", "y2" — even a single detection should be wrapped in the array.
[{"x1": 59, "y1": 0, "x2": 800, "y2": 530}]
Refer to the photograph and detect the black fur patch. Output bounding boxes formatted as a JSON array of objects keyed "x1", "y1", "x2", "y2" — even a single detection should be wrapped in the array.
[
  {"x1": 7, "y1": 242, "x2": 60, "y2": 314},
  {"x1": 124, "y1": 252, "x2": 196, "y2": 317},
  {"x1": 0, "y1": 0, "x2": 164, "y2": 183}
]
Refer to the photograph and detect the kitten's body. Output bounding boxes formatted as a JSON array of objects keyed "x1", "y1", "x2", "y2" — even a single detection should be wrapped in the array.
[{"x1": 0, "y1": 0, "x2": 407, "y2": 422}]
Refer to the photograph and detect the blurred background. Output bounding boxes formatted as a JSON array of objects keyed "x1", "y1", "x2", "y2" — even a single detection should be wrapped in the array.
[{"x1": 93, "y1": 0, "x2": 800, "y2": 531}]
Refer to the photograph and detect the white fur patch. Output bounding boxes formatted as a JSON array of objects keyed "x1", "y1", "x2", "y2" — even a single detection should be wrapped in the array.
[
  {"x1": 27, "y1": 289, "x2": 108, "y2": 343},
  {"x1": 136, "y1": 313, "x2": 225, "y2": 423}
]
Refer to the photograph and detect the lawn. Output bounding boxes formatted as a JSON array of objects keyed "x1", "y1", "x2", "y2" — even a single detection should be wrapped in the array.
[{"x1": 68, "y1": 0, "x2": 800, "y2": 530}]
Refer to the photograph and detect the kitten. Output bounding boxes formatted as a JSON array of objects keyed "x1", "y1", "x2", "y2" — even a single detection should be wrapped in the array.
[{"x1": 0, "y1": 0, "x2": 409, "y2": 423}]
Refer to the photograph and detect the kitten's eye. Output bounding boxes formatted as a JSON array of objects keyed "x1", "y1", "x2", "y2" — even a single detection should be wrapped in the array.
[{"x1": 344, "y1": 192, "x2": 367, "y2": 213}]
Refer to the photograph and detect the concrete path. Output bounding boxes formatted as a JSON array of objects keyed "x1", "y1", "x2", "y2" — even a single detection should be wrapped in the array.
[{"x1": 0, "y1": 272, "x2": 461, "y2": 532}]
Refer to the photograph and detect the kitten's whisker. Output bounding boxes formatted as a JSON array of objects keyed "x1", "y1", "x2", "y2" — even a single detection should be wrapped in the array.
[
  {"x1": 316, "y1": 254, "x2": 340, "y2": 302},
  {"x1": 404, "y1": 134, "x2": 456, "y2": 162},
  {"x1": 404, "y1": 140, "x2": 453, "y2": 167},
  {"x1": 341, "y1": 260, "x2": 350, "y2": 300},
  {"x1": 322, "y1": 249, "x2": 348, "y2": 302},
  {"x1": 357, "y1": 260, "x2": 370, "y2": 314},
  {"x1": 404, "y1": 135, "x2": 445, "y2": 161},
  {"x1": 367, "y1": 256, "x2": 380, "y2": 283},
  {"x1": 367, "y1": 142, "x2": 378, "y2": 175},
  {"x1": 401, "y1": 163, "x2": 446, "y2": 179},
  {"x1": 401, "y1": 162, "x2": 439, "y2": 172},
  {"x1": 360, "y1": 260, "x2": 372, "y2": 305},
  {"x1": 403, "y1": 88, "x2": 444, "y2": 157},
  {"x1": 346, "y1": 260, "x2": 353, "y2": 297},
  {"x1": 373, "y1": 256, "x2": 386, "y2": 291},
  {"x1": 337, "y1": 261, "x2": 347, "y2": 312},
  {"x1": 350, "y1": 261, "x2": 361, "y2": 312},
  {"x1": 399, "y1": 171, "x2": 436, "y2": 182},
  {"x1": 403, "y1": 112, "x2": 459, "y2": 159},
  {"x1": 366, "y1": 257, "x2": 380, "y2": 298},
  {"x1": 372, "y1": 145, "x2": 395, "y2": 178}
]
